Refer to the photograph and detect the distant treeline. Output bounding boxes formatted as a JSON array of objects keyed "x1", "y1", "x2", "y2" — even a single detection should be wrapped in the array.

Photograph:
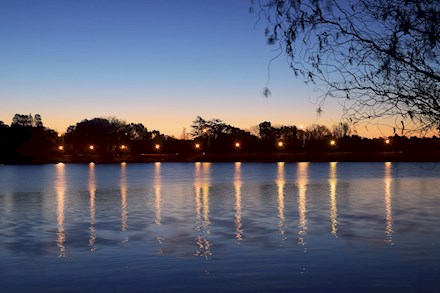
[{"x1": 0, "y1": 114, "x2": 439, "y2": 164}]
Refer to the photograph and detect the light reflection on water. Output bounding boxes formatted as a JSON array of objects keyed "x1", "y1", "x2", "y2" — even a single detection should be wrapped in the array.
[
  {"x1": 194, "y1": 162, "x2": 212, "y2": 259},
  {"x1": 120, "y1": 162, "x2": 128, "y2": 245},
  {"x1": 153, "y1": 162, "x2": 164, "y2": 252},
  {"x1": 88, "y1": 163, "x2": 96, "y2": 252},
  {"x1": 329, "y1": 162, "x2": 338, "y2": 237},
  {"x1": 0, "y1": 162, "x2": 439, "y2": 292},
  {"x1": 297, "y1": 162, "x2": 308, "y2": 248},
  {"x1": 384, "y1": 162, "x2": 393, "y2": 245},
  {"x1": 55, "y1": 163, "x2": 66, "y2": 257},
  {"x1": 154, "y1": 162, "x2": 161, "y2": 226},
  {"x1": 276, "y1": 162, "x2": 285, "y2": 242},
  {"x1": 234, "y1": 162, "x2": 243, "y2": 242}
]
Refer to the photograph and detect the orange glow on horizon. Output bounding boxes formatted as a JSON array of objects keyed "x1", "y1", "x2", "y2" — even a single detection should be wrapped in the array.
[{"x1": 12, "y1": 112, "x2": 405, "y2": 141}]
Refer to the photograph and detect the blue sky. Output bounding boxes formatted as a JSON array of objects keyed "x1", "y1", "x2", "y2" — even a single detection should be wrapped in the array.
[{"x1": 0, "y1": 0, "x2": 348, "y2": 136}]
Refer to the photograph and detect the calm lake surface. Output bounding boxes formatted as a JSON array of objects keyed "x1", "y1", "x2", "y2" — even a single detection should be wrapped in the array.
[{"x1": 0, "y1": 162, "x2": 439, "y2": 292}]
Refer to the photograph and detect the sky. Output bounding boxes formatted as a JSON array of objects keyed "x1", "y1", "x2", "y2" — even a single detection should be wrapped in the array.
[{"x1": 0, "y1": 0, "x2": 385, "y2": 137}]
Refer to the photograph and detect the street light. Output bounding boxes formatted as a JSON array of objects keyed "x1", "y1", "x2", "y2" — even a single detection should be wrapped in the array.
[
  {"x1": 385, "y1": 139, "x2": 390, "y2": 144},
  {"x1": 120, "y1": 145, "x2": 127, "y2": 150},
  {"x1": 155, "y1": 144, "x2": 160, "y2": 150},
  {"x1": 235, "y1": 142, "x2": 240, "y2": 148},
  {"x1": 89, "y1": 145, "x2": 94, "y2": 150},
  {"x1": 195, "y1": 143, "x2": 200, "y2": 149},
  {"x1": 278, "y1": 141, "x2": 284, "y2": 147},
  {"x1": 58, "y1": 145, "x2": 64, "y2": 151},
  {"x1": 330, "y1": 140, "x2": 336, "y2": 146}
]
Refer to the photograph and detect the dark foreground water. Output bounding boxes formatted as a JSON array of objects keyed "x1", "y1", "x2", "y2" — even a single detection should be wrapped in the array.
[{"x1": 0, "y1": 162, "x2": 439, "y2": 292}]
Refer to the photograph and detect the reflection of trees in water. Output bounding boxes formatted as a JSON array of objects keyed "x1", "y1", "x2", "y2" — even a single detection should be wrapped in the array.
[
  {"x1": 55, "y1": 163, "x2": 66, "y2": 257},
  {"x1": 297, "y1": 162, "x2": 308, "y2": 248},
  {"x1": 194, "y1": 163, "x2": 212, "y2": 259},
  {"x1": 384, "y1": 162, "x2": 394, "y2": 245},
  {"x1": 329, "y1": 162, "x2": 338, "y2": 237}
]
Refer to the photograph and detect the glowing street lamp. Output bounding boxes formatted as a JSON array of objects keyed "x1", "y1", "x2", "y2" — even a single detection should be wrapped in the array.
[
  {"x1": 195, "y1": 143, "x2": 200, "y2": 149},
  {"x1": 58, "y1": 145, "x2": 64, "y2": 151},
  {"x1": 278, "y1": 141, "x2": 284, "y2": 147},
  {"x1": 385, "y1": 139, "x2": 390, "y2": 144},
  {"x1": 155, "y1": 144, "x2": 160, "y2": 150},
  {"x1": 89, "y1": 145, "x2": 94, "y2": 150},
  {"x1": 120, "y1": 145, "x2": 127, "y2": 150},
  {"x1": 330, "y1": 140, "x2": 336, "y2": 146},
  {"x1": 235, "y1": 142, "x2": 240, "y2": 148}
]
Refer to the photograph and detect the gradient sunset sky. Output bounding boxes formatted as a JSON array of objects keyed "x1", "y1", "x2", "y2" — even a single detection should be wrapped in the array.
[{"x1": 0, "y1": 0, "x2": 389, "y2": 137}]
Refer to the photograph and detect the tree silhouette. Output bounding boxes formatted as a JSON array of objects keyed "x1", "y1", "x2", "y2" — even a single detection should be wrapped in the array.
[
  {"x1": 65, "y1": 118, "x2": 127, "y2": 158},
  {"x1": 64, "y1": 117, "x2": 165, "y2": 160},
  {"x1": 191, "y1": 116, "x2": 259, "y2": 153},
  {"x1": 0, "y1": 114, "x2": 57, "y2": 163},
  {"x1": 12, "y1": 114, "x2": 33, "y2": 127},
  {"x1": 254, "y1": 0, "x2": 440, "y2": 133},
  {"x1": 332, "y1": 122, "x2": 351, "y2": 139},
  {"x1": 34, "y1": 114, "x2": 43, "y2": 128}
]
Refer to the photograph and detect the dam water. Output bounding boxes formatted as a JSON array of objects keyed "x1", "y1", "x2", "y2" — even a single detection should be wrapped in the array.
[{"x1": 0, "y1": 162, "x2": 439, "y2": 292}]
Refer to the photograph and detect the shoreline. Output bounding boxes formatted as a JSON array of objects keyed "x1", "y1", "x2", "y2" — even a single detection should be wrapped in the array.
[{"x1": 39, "y1": 151, "x2": 440, "y2": 164}]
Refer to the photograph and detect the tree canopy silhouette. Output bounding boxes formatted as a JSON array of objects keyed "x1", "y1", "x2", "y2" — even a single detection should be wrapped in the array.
[
  {"x1": 11, "y1": 114, "x2": 41, "y2": 127},
  {"x1": 191, "y1": 116, "x2": 258, "y2": 152},
  {"x1": 1, "y1": 114, "x2": 440, "y2": 163},
  {"x1": 0, "y1": 114, "x2": 57, "y2": 163},
  {"x1": 254, "y1": 0, "x2": 440, "y2": 133}
]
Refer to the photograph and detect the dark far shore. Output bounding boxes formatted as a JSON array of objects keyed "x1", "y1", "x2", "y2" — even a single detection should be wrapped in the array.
[{"x1": 2, "y1": 114, "x2": 440, "y2": 164}]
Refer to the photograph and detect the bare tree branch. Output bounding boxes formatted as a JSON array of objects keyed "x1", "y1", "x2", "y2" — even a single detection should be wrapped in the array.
[{"x1": 254, "y1": 0, "x2": 440, "y2": 134}]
